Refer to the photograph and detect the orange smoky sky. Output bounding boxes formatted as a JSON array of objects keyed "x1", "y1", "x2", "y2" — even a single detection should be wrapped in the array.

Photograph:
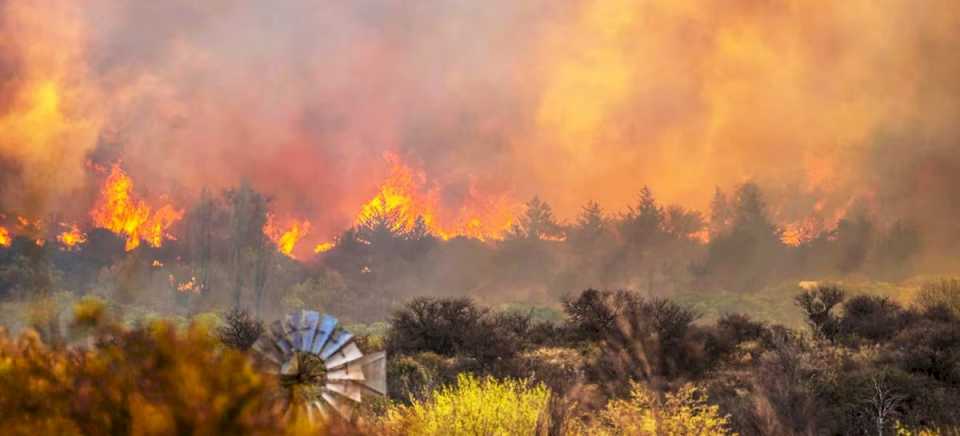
[{"x1": 1, "y1": 0, "x2": 959, "y2": 252}]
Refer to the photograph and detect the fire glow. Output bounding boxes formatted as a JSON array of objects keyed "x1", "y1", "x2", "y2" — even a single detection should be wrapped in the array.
[
  {"x1": 90, "y1": 165, "x2": 184, "y2": 251},
  {"x1": 56, "y1": 224, "x2": 87, "y2": 249},
  {"x1": 264, "y1": 215, "x2": 311, "y2": 258},
  {"x1": 355, "y1": 153, "x2": 518, "y2": 241}
]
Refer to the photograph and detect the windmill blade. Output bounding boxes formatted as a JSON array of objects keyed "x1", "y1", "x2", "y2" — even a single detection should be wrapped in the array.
[
  {"x1": 358, "y1": 352, "x2": 387, "y2": 395},
  {"x1": 252, "y1": 336, "x2": 284, "y2": 366},
  {"x1": 325, "y1": 342, "x2": 363, "y2": 369},
  {"x1": 327, "y1": 361, "x2": 365, "y2": 381},
  {"x1": 300, "y1": 311, "x2": 320, "y2": 351},
  {"x1": 320, "y1": 331, "x2": 354, "y2": 359},
  {"x1": 284, "y1": 312, "x2": 303, "y2": 349},
  {"x1": 311, "y1": 315, "x2": 338, "y2": 354},
  {"x1": 280, "y1": 353, "x2": 299, "y2": 376},
  {"x1": 269, "y1": 321, "x2": 293, "y2": 356},
  {"x1": 325, "y1": 381, "x2": 363, "y2": 402},
  {"x1": 305, "y1": 400, "x2": 328, "y2": 422},
  {"x1": 321, "y1": 392, "x2": 354, "y2": 420}
]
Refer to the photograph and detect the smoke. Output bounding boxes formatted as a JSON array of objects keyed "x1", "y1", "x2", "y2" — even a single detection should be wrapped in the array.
[{"x1": 1, "y1": 0, "x2": 959, "y2": 252}]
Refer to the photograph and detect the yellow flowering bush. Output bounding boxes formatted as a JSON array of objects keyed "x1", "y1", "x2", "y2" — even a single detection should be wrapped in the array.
[
  {"x1": 587, "y1": 382, "x2": 733, "y2": 436},
  {"x1": 381, "y1": 373, "x2": 549, "y2": 435},
  {"x1": 0, "y1": 299, "x2": 294, "y2": 435}
]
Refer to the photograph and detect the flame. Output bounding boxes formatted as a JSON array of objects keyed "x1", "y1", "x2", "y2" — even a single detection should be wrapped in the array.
[
  {"x1": 780, "y1": 202, "x2": 828, "y2": 246},
  {"x1": 264, "y1": 214, "x2": 310, "y2": 258},
  {"x1": 56, "y1": 223, "x2": 87, "y2": 249},
  {"x1": 170, "y1": 275, "x2": 200, "y2": 294},
  {"x1": 90, "y1": 164, "x2": 184, "y2": 251},
  {"x1": 314, "y1": 242, "x2": 335, "y2": 254},
  {"x1": 355, "y1": 153, "x2": 518, "y2": 241},
  {"x1": 0, "y1": 227, "x2": 10, "y2": 248},
  {"x1": 691, "y1": 229, "x2": 711, "y2": 244}
]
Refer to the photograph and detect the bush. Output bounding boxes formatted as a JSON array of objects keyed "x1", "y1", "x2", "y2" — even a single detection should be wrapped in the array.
[
  {"x1": 563, "y1": 289, "x2": 701, "y2": 382},
  {"x1": 380, "y1": 373, "x2": 549, "y2": 436},
  {"x1": 916, "y1": 279, "x2": 960, "y2": 316},
  {"x1": 585, "y1": 382, "x2": 732, "y2": 435},
  {"x1": 386, "y1": 297, "x2": 486, "y2": 357},
  {"x1": 795, "y1": 285, "x2": 845, "y2": 341},
  {"x1": 217, "y1": 308, "x2": 264, "y2": 351},
  {"x1": 387, "y1": 298, "x2": 535, "y2": 370},
  {"x1": 890, "y1": 320, "x2": 960, "y2": 384},
  {"x1": 562, "y1": 289, "x2": 627, "y2": 342},
  {"x1": 0, "y1": 313, "x2": 284, "y2": 433},
  {"x1": 839, "y1": 295, "x2": 906, "y2": 342},
  {"x1": 704, "y1": 313, "x2": 769, "y2": 365}
]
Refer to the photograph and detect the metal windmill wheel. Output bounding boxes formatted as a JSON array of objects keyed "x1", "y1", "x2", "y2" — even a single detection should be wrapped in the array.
[{"x1": 253, "y1": 310, "x2": 387, "y2": 421}]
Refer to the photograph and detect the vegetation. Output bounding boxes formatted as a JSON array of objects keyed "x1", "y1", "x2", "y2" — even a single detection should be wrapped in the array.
[
  {"x1": 1, "y1": 282, "x2": 960, "y2": 434},
  {"x1": 380, "y1": 374, "x2": 549, "y2": 436},
  {"x1": 1, "y1": 182, "x2": 959, "y2": 434},
  {"x1": 0, "y1": 181, "x2": 940, "y2": 327}
]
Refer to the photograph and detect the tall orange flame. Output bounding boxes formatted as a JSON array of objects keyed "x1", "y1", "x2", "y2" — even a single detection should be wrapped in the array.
[
  {"x1": 56, "y1": 223, "x2": 87, "y2": 249},
  {"x1": 354, "y1": 153, "x2": 518, "y2": 241},
  {"x1": 0, "y1": 226, "x2": 10, "y2": 248},
  {"x1": 90, "y1": 165, "x2": 184, "y2": 251},
  {"x1": 264, "y1": 214, "x2": 310, "y2": 258}
]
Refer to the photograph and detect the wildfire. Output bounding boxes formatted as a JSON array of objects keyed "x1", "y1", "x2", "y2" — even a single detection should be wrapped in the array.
[
  {"x1": 90, "y1": 165, "x2": 184, "y2": 251},
  {"x1": 57, "y1": 224, "x2": 87, "y2": 249},
  {"x1": 0, "y1": 227, "x2": 10, "y2": 247},
  {"x1": 781, "y1": 221, "x2": 818, "y2": 246},
  {"x1": 355, "y1": 153, "x2": 518, "y2": 241},
  {"x1": 170, "y1": 275, "x2": 200, "y2": 294},
  {"x1": 314, "y1": 242, "x2": 335, "y2": 254},
  {"x1": 264, "y1": 214, "x2": 310, "y2": 258}
]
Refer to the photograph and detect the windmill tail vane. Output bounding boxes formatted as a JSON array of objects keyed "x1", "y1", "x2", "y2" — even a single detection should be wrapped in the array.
[{"x1": 253, "y1": 310, "x2": 387, "y2": 421}]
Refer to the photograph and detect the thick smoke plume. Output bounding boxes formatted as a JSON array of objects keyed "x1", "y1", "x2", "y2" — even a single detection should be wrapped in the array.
[{"x1": 1, "y1": 0, "x2": 959, "y2": 256}]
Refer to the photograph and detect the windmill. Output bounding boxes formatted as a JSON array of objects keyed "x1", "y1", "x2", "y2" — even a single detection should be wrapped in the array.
[{"x1": 253, "y1": 310, "x2": 387, "y2": 421}]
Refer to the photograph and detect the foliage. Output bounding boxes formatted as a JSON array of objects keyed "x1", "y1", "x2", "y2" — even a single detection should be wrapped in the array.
[
  {"x1": 916, "y1": 278, "x2": 960, "y2": 316},
  {"x1": 386, "y1": 297, "x2": 537, "y2": 369},
  {"x1": 0, "y1": 300, "x2": 285, "y2": 434},
  {"x1": 795, "y1": 284, "x2": 845, "y2": 341},
  {"x1": 386, "y1": 297, "x2": 487, "y2": 357},
  {"x1": 380, "y1": 373, "x2": 549, "y2": 436},
  {"x1": 217, "y1": 307, "x2": 264, "y2": 351},
  {"x1": 585, "y1": 382, "x2": 733, "y2": 435}
]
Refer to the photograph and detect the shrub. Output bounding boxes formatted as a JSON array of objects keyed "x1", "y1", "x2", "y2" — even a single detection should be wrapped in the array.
[
  {"x1": 217, "y1": 308, "x2": 264, "y2": 351},
  {"x1": 563, "y1": 289, "x2": 701, "y2": 382},
  {"x1": 795, "y1": 285, "x2": 845, "y2": 341},
  {"x1": 839, "y1": 295, "x2": 906, "y2": 342},
  {"x1": 586, "y1": 382, "x2": 732, "y2": 435},
  {"x1": 387, "y1": 298, "x2": 535, "y2": 370},
  {"x1": 562, "y1": 289, "x2": 626, "y2": 341},
  {"x1": 916, "y1": 279, "x2": 960, "y2": 316},
  {"x1": 716, "y1": 313, "x2": 766, "y2": 344},
  {"x1": 386, "y1": 297, "x2": 486, "y2": 357},
  {"x1": 0, "y1": 314, "x2": 283, "y2": 433},
  {"x1": 381, "y1": 373, "x2": 549, "y2": 435},
  {"x1": 386, "y1": 353, "x2": 445, "y2": 402},
  {"x1": 890, "y1": 320, "x2": 960, "y2": 384},
  {"x1": 705, "y1": 313, "x2": 768, "y2": 365}
]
